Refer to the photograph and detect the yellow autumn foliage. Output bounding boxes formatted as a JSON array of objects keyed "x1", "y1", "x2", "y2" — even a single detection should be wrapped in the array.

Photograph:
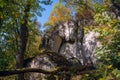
[{"x1": 45, "y1": 2, "x2": 72, "y2": 27}]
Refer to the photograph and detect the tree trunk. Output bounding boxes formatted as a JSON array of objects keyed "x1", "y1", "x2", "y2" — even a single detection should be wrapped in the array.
[{"x1": 16, "y1": 2, "x2": 30, "y2": 80}]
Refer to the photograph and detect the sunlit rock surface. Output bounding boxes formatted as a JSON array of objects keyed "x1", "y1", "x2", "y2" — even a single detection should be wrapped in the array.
[
  {"x1": 83, "y1": 31, "x2": 100, "y2": 65},
  {"x1": 25, "y1": 20, "x2": 100, "y2": 80}
]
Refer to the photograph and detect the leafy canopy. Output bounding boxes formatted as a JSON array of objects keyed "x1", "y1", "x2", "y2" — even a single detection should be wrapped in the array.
[{"x1": 45, "y1": 1, "x2": 72, "y2": 27}]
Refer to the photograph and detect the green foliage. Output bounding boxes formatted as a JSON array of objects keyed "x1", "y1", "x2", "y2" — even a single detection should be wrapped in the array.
[
  {"x1": 0, "y1": 0, "x2": 120, "y2": 80},
  {"x1": 0, "y1": 1, "x2": 51, "y2": 80},
  {"x1": 0, "y1": 0, "x2": 51, "y2": 70},
  {"x1": 25, "y1": 32, "x2": 42, "y2": 58},
  {"x1": 84, "y1": 1, "x2": 120, "y2": 80},
  {"x1": 112, "y1": 69, "x2": 120, "y2": 79}
]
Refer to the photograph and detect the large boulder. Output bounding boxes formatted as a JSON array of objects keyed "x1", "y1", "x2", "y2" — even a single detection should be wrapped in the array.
[
  {"x1": 40, "y1": 20, "x2": 99, "y2": 65},
  {"x1": 25, "y1": 20, "x2": 100, "y2": 80},
  {"x1": 24, "y1": 54, "x2": 56, "y2": 80}
]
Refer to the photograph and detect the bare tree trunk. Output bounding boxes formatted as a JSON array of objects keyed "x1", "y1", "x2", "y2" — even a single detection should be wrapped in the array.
[{"x1": 16, "y1": 2, "x2": 30, "y2": 80}]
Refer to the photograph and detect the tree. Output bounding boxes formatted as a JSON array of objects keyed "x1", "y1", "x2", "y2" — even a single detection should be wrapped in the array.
[
  {"x1": 0, "y1": 0, "x2": 120, "y2": 80},
  {"x1": 0, "y1": 0, "x2": 51, "y2": 80},
  {"x1": 44, "y1": 1, "x2": 72, "y2": 27}
]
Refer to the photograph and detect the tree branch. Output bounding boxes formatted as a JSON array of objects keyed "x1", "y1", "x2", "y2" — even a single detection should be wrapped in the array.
[
  {"x1": 0, "y1": 68, "x2": 56, "y2": 77},
  {"x1": 0, "y1": 65, "x2": 96, "y2": 77}
]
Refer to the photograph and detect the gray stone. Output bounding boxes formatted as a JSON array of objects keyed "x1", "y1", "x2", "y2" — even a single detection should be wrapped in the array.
[{"x1": 26, "y1": 20, "x2": 100, "y2": 80}]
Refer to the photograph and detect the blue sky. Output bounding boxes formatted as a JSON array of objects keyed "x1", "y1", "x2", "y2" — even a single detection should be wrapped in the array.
[{"x1": 37, "y1": 0, "x2": 58, "y2": 31}]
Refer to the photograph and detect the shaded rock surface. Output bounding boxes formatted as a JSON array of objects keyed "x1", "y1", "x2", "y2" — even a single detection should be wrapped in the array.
[{"x1": 24, "y1": 54, "x2": 56, "y2": 80}]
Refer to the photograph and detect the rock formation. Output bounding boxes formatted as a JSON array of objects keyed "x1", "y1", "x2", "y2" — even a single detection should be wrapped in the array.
[{"x1": 24, "y1": 20, "x2": 100, "y2": 80}]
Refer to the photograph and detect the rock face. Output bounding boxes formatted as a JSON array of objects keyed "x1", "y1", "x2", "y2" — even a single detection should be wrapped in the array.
[
  {"x1": 24, "y1": 55, "x2": 55, "y2": 80},
  {"x1": 83, "y1": 32, "x2": 100, "y2": 65},
  {"x1": 40, "y1": 20, "x2": 99, "y2": 65},
  {"x1": 25, "y1": 20, "x2": 100, "y2": 80}
]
